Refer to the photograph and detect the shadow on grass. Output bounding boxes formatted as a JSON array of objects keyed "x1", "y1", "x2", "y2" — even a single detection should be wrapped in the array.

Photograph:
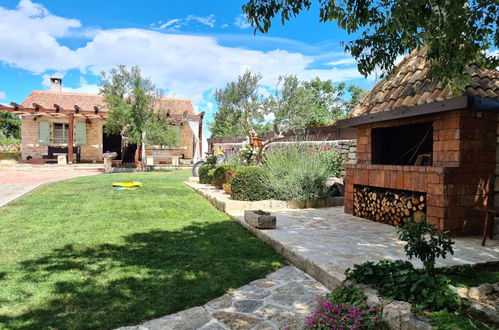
[{"x1": 0, "y1": 221, "x2": 283, "y2": 330}]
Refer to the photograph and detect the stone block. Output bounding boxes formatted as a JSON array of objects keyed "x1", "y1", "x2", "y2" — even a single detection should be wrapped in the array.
[
  {"x1": 382, "y1": 301, "x2": 412, "y2": 330},
  {"x1": 244, "y1": 210, "x2": 276, "y2": 229}
]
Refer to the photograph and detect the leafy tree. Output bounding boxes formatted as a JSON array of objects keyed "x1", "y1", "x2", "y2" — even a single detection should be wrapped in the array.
[
  {"x1": 209, "y1": 71, "x2": 266, "y2": 138},
  {"x1": 100, "y1": 65, "x2": 177, "y2": 161},
  {"x1": 0, "y1": 112, "x2": 20, "y2": 139},
  {"x1": 243, "y1": 0, "x2": 499, "y2": 86}
]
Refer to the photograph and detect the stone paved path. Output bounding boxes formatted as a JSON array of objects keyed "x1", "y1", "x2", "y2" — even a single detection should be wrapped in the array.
[
  {"x1": 0, "y1": 165, "x2": 102, "y2": 207},
  {"x1": 187, "y1": 181, "x2": 499, "y2": 288},
  {"x1": 116, "y1": 266, "x2": 327, "y2": 330}
]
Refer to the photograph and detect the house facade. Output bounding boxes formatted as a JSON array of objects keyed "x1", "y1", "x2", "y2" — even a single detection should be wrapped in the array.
[
  {"x1": 338, "y1": 47, "x2": 499, "y2": 236},
  {"x1": 0, "y1": 78, "x2": 204, "y2": 164}
]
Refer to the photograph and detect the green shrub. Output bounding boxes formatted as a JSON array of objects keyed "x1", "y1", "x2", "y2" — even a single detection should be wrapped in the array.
[
  {"x1": 198, "y1": 165, "x2": 215, "y2": 184},
  {"x1": 206, "y1": 156, "x2": 217, "y2": 165},
  {"x1": 263, "y1": 145, "x2": 341, "y2": 202},
  {"x1": 230, "y1": 166, "x2": 270, "y2": 201},
  {"x1": 0, "y1": 151, "x2": 21, "y2": 160},
  {"x1": 398, "y1": 219, "x2": 454, "y2": 273},
  {"x1": 211, "y1": 166, "x2": 233, "y2": 188},
  {"x1": 346, "y1": 260, "x2": 461, "y2": 311}
]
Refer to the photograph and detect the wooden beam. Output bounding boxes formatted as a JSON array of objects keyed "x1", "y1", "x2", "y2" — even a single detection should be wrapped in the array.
[
  {"x1": 33, "y1": 103, "x2": 43, "y2": 111},
  {"x1": 10, "y1": 102, "x2": 20, "y2": 109},
  {"x1": 94, "y1": 106, "x2": 99, "y2": 114},
  {"x1": 67, "y1": 113, "x2": 74, "y2": 164},
  {"x1": 199, "y1": 111, "x2": 205, "y2": 156},
  {"x1": 54, "y1": 104, "x2": 63, "y2": 112},
  {"x1": 0, "y1": 105, "x2": 108, "y2": 117},
  {"x1": 336, "y1": 96, "x2": 469, "y2": 127},
  {"x1": 74, "y1": 105, "x2": 82, "y2": 113}
]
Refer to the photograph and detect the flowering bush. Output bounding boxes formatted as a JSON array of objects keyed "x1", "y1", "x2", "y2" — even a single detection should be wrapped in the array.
[
  {"x1": 317, "y1": 146, "x2": 344, "y2": 177},
  {"x1": 305, "y1": 284, "x2": 387, "y2": 329}
]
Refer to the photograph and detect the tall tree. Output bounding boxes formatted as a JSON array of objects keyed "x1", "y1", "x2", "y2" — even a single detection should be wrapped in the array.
[
  {"x1": 100, "y1": 65, "x2": 177, "y2": 161},
  {"x1": 0, "y1": 112, "x2": 20, "y2": 139},
  {"x1": 243, "y1": 0, "x2": 498, "y2": 86}
]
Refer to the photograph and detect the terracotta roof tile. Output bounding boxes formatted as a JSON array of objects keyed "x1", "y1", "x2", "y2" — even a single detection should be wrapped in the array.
[
  {"x1": 20, "y1": 90, "x2": 195, "y2": 115},
  {"x1": 351, "y1": 47, "x2": 499, "y2": 117}
]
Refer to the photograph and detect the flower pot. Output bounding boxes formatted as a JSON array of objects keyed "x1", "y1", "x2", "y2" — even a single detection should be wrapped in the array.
[
  {"x1": 223, "y1": 185, "x2": 232, "y2": 194},
  {"x1": 244, "y1": 210, "x2": 276, "y2": 229},
  {"x1": 251, "y1": 138, "x2": 263, "y2": 148}
]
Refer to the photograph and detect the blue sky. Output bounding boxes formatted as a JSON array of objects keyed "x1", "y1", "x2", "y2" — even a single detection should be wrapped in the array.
[{"x1": 0, "y1": 0, "x2": 372, "y2": 132}]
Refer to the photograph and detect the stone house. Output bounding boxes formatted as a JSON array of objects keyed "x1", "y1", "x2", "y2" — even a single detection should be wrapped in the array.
[
  {"x1": 0, "y1": 78, "x2": 205, "y2": 164},
  {"x1": 337, "y1": 47, "x2": 499, "y2": 236}
]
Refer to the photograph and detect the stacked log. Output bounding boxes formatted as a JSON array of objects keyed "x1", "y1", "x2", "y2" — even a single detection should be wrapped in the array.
[{"x1": 353, "y1": 186, "x2": 426, "y2": 227}]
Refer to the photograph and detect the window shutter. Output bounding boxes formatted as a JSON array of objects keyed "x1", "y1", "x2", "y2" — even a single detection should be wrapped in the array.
[
  {"x1": 173, "y1": 126, "x2": 180, "y2": 147},
  {"x1": 74, "y1": 122, "x2": 86, "y2": 146},
  {"x1": 38, "y1": 121, "x2": 50, "y2": 145}
]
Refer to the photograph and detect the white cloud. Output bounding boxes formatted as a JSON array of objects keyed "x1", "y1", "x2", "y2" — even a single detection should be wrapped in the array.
[
  {"x1": 234, "y1": 14, "x2": 251, "y2": 29},
  {"x1": 153, "y1": 14, "x2": 216, "y2": 31},
  {"x1": 328, "y1": 58, "x2": 357, "y2": 66},
  {"x1": 221, "y1": 24, "x2": 229, "y2": 29},
  {"x1": 0, "y1": 91, "x2": 6, "y2": 100},
  {"x1": 0, "y1": 1, "x2": 363, "y2": 108}
]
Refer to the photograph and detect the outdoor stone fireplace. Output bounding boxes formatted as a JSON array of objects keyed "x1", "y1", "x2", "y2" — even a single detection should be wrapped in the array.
[{"x1": 337, "y1": 47, "x2": 499, "y2": 236}]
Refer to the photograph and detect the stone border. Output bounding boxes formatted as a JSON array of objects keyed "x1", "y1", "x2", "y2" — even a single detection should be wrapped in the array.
[{"x1": 185, "y1": 178, "x2": 343, "y2": 215}]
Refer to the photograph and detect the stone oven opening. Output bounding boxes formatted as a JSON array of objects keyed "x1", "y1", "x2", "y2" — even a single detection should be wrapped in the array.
[{"x1": 371, "y1": 122, "x2": 433, "y2": 166}]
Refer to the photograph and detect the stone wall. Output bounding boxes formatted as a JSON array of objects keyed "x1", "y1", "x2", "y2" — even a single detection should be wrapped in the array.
[{"x1": 20, "y1": 115, "x2": 105, "y2": 162}]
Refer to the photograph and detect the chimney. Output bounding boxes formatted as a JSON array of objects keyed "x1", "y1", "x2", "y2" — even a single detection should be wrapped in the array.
[{"x1": 50, "y1": 77, "x2": 62, "y2": 92}]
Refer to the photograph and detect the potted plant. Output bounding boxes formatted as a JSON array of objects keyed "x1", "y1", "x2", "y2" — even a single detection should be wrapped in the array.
[
  {"x1": 244, "y1": 210, "x2": 276, "y2": 229},
  {"x1": 222, "y1": 183, "x2": 232, "y2": 194},
  {"x1": 250, "y1": 131, "x2": 263, "y2": 148}
]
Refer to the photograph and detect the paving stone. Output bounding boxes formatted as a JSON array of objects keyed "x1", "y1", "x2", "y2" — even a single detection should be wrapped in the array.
[
  {"x1": 212, "y1": 312, "x2": 262, "y2": 330},
  {"x1": 141, "y1": 307, "x2": 210, "y2": 330},
  {"x1": 233, "y1": 299, "x2": 263, "y2": 313},
  {"x1": 234, "y1": 285, "x2": 271, "y2": 300},
  {"x1": 251, "y1": 322, "x2": 278, "y2": 330},
  {"x1": 250, "y1": 279, "x2": 279, "y2": 288},
  {"x1": 205, "y1": 294, "x2": 233, "y2": 310},
  {"x1": 268, "y1": 281, "x2": 316, "y2": 309}
]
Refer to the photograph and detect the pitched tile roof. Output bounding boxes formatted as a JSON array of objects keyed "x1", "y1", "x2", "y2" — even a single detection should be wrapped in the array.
[
  {"x1": 21, "y1": 90, "x2": 195, "y2": 115},
  {"x1": 351, "y1": 47, "x2": 499, "y2": 117}
]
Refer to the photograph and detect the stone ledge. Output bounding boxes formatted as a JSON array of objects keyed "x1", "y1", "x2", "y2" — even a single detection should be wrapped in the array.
[{"x1": 185, "y1": 179, "x2": 343, "y2": 216}]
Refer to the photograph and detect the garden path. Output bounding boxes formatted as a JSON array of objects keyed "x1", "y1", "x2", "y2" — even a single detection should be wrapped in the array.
[
  {"x1": 0, "y1": 164, "x2": 102, "y2": 207},
  {"x1": 116, "y1": 266, "x2": 328, "y2": 330}
]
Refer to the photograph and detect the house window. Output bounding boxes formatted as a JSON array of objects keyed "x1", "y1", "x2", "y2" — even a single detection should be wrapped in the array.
[
  {"x1": 53, "y1": 123, "x2": 69, "y2": 144},
  {"x1": 371, "y1": 122, "x2": 433, "y2": 166}
]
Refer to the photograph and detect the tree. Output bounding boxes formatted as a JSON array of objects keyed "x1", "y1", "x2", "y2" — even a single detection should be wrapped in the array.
[
  {"x1": 0, "y1": 112, "x2": 20, "y2": 139},
  {"x1": 243, "y1": 0, "x2": 499, "y2": 86},
  {"x1": 100, "y1": 65, "x2": 177, "y2": 161}
]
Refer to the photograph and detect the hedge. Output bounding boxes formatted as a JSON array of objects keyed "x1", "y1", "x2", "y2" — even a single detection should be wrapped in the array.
[
  {"x1": 0, "y1": 151, "x2": 21, "y2": 161},
  {"x1": 198, "y1": 165, "x2": 216, "y2": 184},
  {"x1": 230, "y1": 166, "x2": 271, "y2": 201}
]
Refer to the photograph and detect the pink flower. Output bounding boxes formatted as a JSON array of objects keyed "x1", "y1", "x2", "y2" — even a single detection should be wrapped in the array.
[
  {"x1": 322, "y1": 146, "x2": 328, "y2": 150},
  {"x1": 334, "y1": 148, "x2": 340, "y2": 152},
  {"x1": 250, "y1": 131, "x2": 257, "y2": 136}
]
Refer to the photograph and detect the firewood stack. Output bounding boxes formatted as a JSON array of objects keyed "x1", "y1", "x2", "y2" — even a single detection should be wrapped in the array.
[{"x1": 353, "y1": 186, "x2": 426, "y2": 227}]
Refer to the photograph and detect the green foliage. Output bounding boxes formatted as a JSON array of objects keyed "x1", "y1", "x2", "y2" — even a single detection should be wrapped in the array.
[
  {"x1": 263, "y1": 145, "x2": 343, "y2": 202},
  {"x1": 243, "y1": 0, "x2": 499, "y2": 87},
  {"x1": 239, "y1": 145, "x2": 254, "y2": 166},
  {"x1": 429, "y1": 310, "x2": 492, "y2": 329},
  {"x1": 101, "y1": 65, "x2": 177, "y2": 154},
  {"x1": 254, "y1": 210, "x2": 271, "y2": 216},
  {"x1": 0, "y1": 151, "x2": 21, "y2": 160},
  {"x1": 206, "y1": 156, "x2": 218, "y2": 165},
  {"x1": 209, "y1": 71, "x2": 367, "y2": 138},
  {"x1": 398, "y1": 219, "x2": 454, "y2": 273},
  {"x1": 0, "y1": 112, "x2": 21, "y2": 139},
  {"x1": 230, "y1": 166, "x2": 271, "y2": 201},
  {"x1": 439, "y1": 265, "x2": 499, "y2": 288},
  {"x1": 0, "y1": 136, "x2": 21, "y2": 148},
  {"x1": 211, "y1": 166, "x2": 233, "y2": 188},
  {"x1": 346, "y1": 260, "x2": 461, "y2": 311},
  {"x1": 209, "y1": 71, "x2": 265, "y2": 138},
  {"x1": 198, "y1": 165, "x2": 216, "y2": 184},
  {"x1": 306, "y1": 284, "x2": 388, "y2": 329}
]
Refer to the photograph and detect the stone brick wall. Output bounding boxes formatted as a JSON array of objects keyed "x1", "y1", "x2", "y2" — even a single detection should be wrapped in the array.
[
  {"x1": 345, "y1": 109, "x2": 496, "y2": 236},
  {"x1": 21, "y1": 116, "x2": 195, "y2": 163},
  {"x1": 21, "y1": 116, "x2": 104, "y2": 162},
  {"x1": 144, "y1": 123, "x2": 195, "y2": 159}
]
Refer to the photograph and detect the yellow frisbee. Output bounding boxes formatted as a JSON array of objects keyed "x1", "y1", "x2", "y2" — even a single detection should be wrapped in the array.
[{"x1": 112, "y1": 182, "x2": 143, "y2": 188}]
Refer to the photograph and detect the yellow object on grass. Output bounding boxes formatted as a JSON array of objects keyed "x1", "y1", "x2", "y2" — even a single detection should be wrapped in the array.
[{"x1": 112, "y1": 182, "x2": 143, "y2": 188}]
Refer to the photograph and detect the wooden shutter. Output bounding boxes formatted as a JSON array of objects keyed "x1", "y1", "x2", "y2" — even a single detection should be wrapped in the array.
[
  {"x1": 74, "y1": 122, "x2": 86, "y2": 146},
  {"x1": 38, "y1": 121, "x2": 50, "y2": 145},
  {"x1": 173, "y1": 126, "x2": 180, "y2": 147}
]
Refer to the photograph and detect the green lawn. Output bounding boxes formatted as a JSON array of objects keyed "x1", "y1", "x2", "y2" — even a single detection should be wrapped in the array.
[{"x1": 0, "y1": 171, "x2": 284, "y2": 329}]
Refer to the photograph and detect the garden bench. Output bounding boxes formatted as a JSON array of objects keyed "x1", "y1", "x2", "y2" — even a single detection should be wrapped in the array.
[{"x1": 475, "y1": 206, "x2": 497, "y2": 246}]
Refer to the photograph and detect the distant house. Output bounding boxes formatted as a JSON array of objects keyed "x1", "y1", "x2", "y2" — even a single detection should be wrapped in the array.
[
  {"x1": 0, "y1": 78, "x2": 205, "y2": 164},
  {"x1": 337, "y1": 47, "x2": 499, "y2": 236}
]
